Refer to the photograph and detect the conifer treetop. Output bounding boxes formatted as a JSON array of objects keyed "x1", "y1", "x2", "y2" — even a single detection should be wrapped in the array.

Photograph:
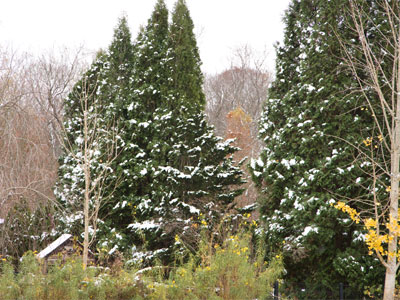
[
  {"x1": 108, "y1": 15, "x2": 134, "y2": 67},
  {"x1": 168, "y1": 0, "x2": 205, "y2": 112}
]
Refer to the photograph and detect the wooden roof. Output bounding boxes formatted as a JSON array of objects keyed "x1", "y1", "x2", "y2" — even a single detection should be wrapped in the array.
[{"x1": 37, "y1": 234, "x2": 72, "y2": 259}]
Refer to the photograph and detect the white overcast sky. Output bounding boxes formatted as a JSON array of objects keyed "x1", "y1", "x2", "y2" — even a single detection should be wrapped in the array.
[{"x1": 0, "y1": 0, "x2": 291, "y2": 74}]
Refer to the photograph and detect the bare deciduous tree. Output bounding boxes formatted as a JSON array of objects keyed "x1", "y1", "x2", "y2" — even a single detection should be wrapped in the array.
[
  {"x1": 59, "y1": 75, "x2": 122, "y2": 268},
  {"x1": 26, "y1": 47, "x2": 87, "y2": 156},
  {"x1": 204, "y1": 45, "x2": 272, "y2": 211},
  {"x1": 0, "y1": 107, "x2": 59, "y2": 255},
  {"x1": 0, "y1": 46, "x2": 86, "y2": 258},
  {"x1": 225, "y1": 108, "x2": 258, "y2": 209},
  {"x1": 204, "y1": 44, "x2": 272, "y2": 149},
  {"x1": 338, "y1": 1, "x2": 400, "y2": 299},
  {"x1": 0, "y1": 47, "x2": 29, "y2": 111}
]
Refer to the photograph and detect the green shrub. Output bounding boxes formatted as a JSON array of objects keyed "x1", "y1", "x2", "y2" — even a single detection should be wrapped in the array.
[
  {"x1": 0, "y1": 260, "x2": 20, "y2": 300},
  {"x1": 0, "y1": 252, "x2": 144, "y2": 300},
  {"x1": 0, "y1": 230, "x2": 282, "y2": 300},
  {"x1": 146, "y1": 232, "x2": 283, "y2": 300}
]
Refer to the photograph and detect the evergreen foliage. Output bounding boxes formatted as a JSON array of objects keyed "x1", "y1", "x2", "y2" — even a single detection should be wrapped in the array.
[
  {"x1": 55, "y1": 54, "x2": 117, "y2": 236},
  {"x1": 134, "y1": 0, "x2": 170, "y2": 113},
  {"x1": 57, "y1": 1, "x2": 244, "y2": 266},
  {"x1": 55, "y1": 16, "x2": 134, "y2": 246},
  {"x1": 112, "y1": 0, "x2": 244, "y2": 264},
  {"x1": 108, "y1": 16, "x2": 135, "y2": 81},
  {"x1": 168, "y1": 0, "x2": 205, "y2": 112},
  {"x1": 0, "y1": 201, "x2": 54, "y2": 259},
  {"x1": 251, "y1": 0, "x2": 384, "y2": 298}
]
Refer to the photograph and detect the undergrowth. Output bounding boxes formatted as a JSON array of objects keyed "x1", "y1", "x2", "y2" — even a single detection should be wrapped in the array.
[{"x1": 0, "y1": 226, "x2": 283, "y2": 300}]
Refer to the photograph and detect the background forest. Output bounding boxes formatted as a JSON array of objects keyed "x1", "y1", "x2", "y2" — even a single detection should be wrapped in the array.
[{"x1": 2, "y1": 0, "x2": 400, "y2": 299}]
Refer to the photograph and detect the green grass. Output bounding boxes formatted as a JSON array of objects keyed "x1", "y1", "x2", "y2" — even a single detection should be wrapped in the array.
[{"x1": 0, "y1": 232, "x2": 282, "y2": 300}]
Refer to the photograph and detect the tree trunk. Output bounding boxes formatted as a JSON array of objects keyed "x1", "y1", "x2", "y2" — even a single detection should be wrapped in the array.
[
  {"x1": 83, "y1": 109, "x2": 89, "y2": 269},
  {"x1": 83, "y1": 167, "x2": 89, "y2": 269},
  {"x1": 384, "y1": 61, "x2": 400, "y2": 299},
  {"x1": 383, "y1": 265, "x2": 396, "y2": 300}
]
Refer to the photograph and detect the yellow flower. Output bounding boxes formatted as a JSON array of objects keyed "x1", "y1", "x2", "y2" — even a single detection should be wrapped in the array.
[
  {"x1": 386, "y1": 186, "x2": 391, "y2": 192},
  {"x1": 363, "y1": 137, "x2": 372, "y2": 147}
]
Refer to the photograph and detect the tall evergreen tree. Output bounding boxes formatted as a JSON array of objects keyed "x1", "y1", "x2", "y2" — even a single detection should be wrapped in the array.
[
  {"x1": 115, "y1": 0, "x2": 244, "y2": 264},
  {"x1": 55, "y1": 54, "x2": 118, "y2": 243},
  {"x1": 251, "y1": 0, "x2": 384, "y2": 298},
  {"x1": 94, "y1": 16, "x2": 138, "y2": 250},
  {"x1": 72, "y1": 1, "x2": 245, "y2": 264},
  {"x1": 97, "y1": 0, "x2": 173, "y2": 255},
  {"x1": 168, "y1": 0, "x2": 205, "y2": 112},
  {"x1": 108, "y1": 16, "x2": 134, "y2": 73},
  {"x1": 55, "y1": 17, "x2": 134, "y2": 250},
  {"x1": 134, "y1": 0, "x2": 170, "y2": 113}
]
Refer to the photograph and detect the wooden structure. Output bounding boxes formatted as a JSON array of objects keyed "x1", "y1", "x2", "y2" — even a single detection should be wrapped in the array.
[{"x1": 37, "y1": 234, "x2": 95, "y2": 272}]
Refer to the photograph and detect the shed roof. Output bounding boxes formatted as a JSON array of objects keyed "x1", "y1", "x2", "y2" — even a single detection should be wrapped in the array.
[{"x1": 38, "y1": 234, "x2": 72, "y2": 259}]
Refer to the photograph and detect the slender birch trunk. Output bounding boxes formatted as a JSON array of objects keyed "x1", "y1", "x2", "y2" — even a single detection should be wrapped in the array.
[
  {"x1": 384, "y1": 122, "x2": 399, "y2": 299},
  {"x1": 83, "y1": 106, "x2": 90, "y2": 268},
  {"x1": 384, "y1": 26, "x2": 400, "y2": 300},
  {"x1": 345, "y1": 2, "x2": 400, "y2": 299}
]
